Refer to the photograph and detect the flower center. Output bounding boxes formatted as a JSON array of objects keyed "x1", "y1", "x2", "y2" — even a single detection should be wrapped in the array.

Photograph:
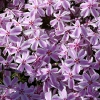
[
  {"x1": 64, "y1": 51, "x2": 68, "y2": 55},
  {"x1": 69, "y1": 73, "x2": 73, "y2": 79},
  {"x1": 22, "y1": 60, "x2": 26, "y2": 65},
  {"x1": 46, "y1": 50, "x2": 52, "y2": 56},
  {"x1": 19, "y1": 89, "x2": 25, "y2": 95},
  {"x1": 66, "y1": 30, "x2": 71, "y2": 34},
  {"x1": 16, "y1": 22, "x2": 20, "y2": 26},
  {"x1": 33, "y1": 5, "x2": 38, "y2": 9},
  {"x1": 29, "y1": 21, "x2": 34, "y2": 25},
  {"x1": 27, "y1": 94, "x2": 32, "y2": 99},
  {"x1": 84, "y1": 86, "x2": 87, "y2": 90},
  {"x1": 47, "y1": 70, "x2": 50, "y2": 74},
  {"x1": 74, "y1": 58, "x2": 80, "y2": 64},
  {"x1": 88, "y1": 80, "x2": 93, "y2": 85},
  {"x1": 35, "y1": 37, "x2": 40, "y2": 40},
  {"x1": 56, "y1": 15, "x2": 61, "y2": 21},
  {"x1": 6, "y1": 31, "x2": 10, "y2": 36},
  {"x1": 74, "y1": 43, "x2": 80, "y2": 50},
  {"x1": 47, "y1": 1, "x2": 52, "y2": 5},
  {"x1": 16, "y1": 47, "x2": 21, "y2": 52},
  {"x1": 77, "y1": 24, "x2": 81, "y2": 28},
  {"x1": 88, "y1": 3, "x2": 93, "y2": 9},
  {"x1": 7, "y1": 85, "x2": 12, "y2": 89},
  {"x1": 5, "y1": 62, "x2": 9, "y2": 67}
]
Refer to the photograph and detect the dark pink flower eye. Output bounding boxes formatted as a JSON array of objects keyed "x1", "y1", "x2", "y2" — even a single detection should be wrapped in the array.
[
  {"x1": 19, "y1": 89, "x2": 25, "y2": 94},
  {"x1": 74, "y1": 58, "x2": 80, "y2": 64},
  {"x1": 6, "y1": 31, "x2": 10, "y2": 36},
  {"x1": 46, "y1": 50, "x2": 52, "y2": 56}
]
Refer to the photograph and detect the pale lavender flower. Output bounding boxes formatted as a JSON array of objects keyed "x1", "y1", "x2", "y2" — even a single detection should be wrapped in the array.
[
  {"x1": 61, "y1": 61, "x2": 82, "y2": 89},
  {"x1": 15, "y1": 51, "x2": 35, "y2": 73},
  {"x1": 0, "y1": 22, "x2": 21, "y2": 42},
  {"x1": 10, "y1": 37, "x2": 30, "y2": 55},
  {"x1": 22, "y1": 15, "x2": 42, "y2": 29},
  {"x1": 68, "y1": 39, "x2": 87, "y2": 52},
  {"x1": 71, "y1": 20, "x2": 87, "y2": 38},
  {"x1": 59, "y1": 26, "x2": 72, "y2": 39},
  {"x1": 27, "y1": 29, "x2": 49, "y2": 50},
  {"x1": 50, "y1": 11, "x2": 70, "y2": 30},
  {"x1": 2, "y1": 55, "x2": 17, "y2": 69},
  {"x1": 66, "y1": 49, "x2": 89, "y2": 73},
  {"x1": 37, "y1": 44, "x2": 59, "y2": 63},
  {"x1": 25, "y1": 0, "x2": 45, "y2": 17},
  {"x1": 80, "y1": 0, "x2": 100, "y2": 17}
]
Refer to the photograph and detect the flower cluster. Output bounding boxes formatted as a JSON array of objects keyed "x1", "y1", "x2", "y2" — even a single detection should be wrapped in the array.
[{"x1": 0, "y1": 0, "x2": 100, "y2": 100}]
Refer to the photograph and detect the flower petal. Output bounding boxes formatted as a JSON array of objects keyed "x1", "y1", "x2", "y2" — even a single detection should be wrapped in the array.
[
  {"x1": 68, "y1": 78, "x2": 74, "y2": 89},
  {"x1": 10, "y1": 27, "x2": 21, "y2": 35}
]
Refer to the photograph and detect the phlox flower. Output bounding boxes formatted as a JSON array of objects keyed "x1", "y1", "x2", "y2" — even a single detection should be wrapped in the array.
[
  {"x1": 15, "y1": 51, "x2": 35, "y2": 73},
  {"x1": 80, "y1": 0, "x2": 100, "y2": 17},
  {"x1": 50, "y1": 11, "x2": 70, "y2": 30},
  {"x1": 0, "y1": 22, "x2": 21, "y2": 42}
]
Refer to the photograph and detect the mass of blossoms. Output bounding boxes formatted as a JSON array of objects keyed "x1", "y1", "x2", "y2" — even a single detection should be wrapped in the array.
[{"x1": 0, "y1": 0, "x2": 100, "y2": 100}]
